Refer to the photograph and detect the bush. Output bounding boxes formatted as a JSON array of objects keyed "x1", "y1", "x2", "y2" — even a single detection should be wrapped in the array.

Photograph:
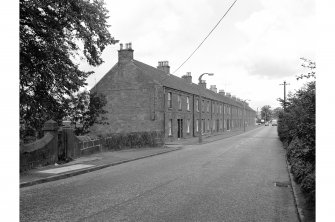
[
  {"x1": 277, "y1": 80, "x2": 315, "y2": 206},
  {"x1": 104, "y1": 131, "x2": 163, "y2": 150}
]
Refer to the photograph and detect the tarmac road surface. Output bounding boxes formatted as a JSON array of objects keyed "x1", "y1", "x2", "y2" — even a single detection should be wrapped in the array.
[{"x1": 20, "y1": 126, "x2": 298, "y2": 222}]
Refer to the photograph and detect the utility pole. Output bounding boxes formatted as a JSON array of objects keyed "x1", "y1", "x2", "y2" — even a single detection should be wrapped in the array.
[{"x1": 280, "y1": 81, "x2": 290, "y2": 110}]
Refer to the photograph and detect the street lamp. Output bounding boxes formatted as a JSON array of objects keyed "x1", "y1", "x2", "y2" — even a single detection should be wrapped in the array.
[
  {"x1": 198, "y1": 73, "x2": 214, "y2": 143},
  {"x1": 243, "y1": 99, "x2": 250, "y2": 132}
]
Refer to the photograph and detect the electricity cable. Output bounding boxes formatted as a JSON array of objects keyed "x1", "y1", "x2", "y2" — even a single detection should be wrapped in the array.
[{"x1": 172, "y1": 0, "x2": 238, "y2": 74}]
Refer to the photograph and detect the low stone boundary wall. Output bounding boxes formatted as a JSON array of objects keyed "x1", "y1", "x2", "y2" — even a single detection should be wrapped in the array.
[
  {"x1": 20, "y1": 120, "x2": 165, "y2": 172},
  {"x1": 20, "y1": 120, "x2": 59, "y2": 172},
  {"x1": 77, "y1": 135, "x2": 103, "y2": 156}
]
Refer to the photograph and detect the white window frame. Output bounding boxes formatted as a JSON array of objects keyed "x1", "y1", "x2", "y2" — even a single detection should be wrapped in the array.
[
  {"x1": 168, "y1": 119, "x2": 172, "y2": 136},
  {"x1": 168, "y1": 92, "x2": 172, "y2": 108},
  {"x1": 196, "y1": 99, "x2": 199, "y2": 112},
  {"x1": 196, "y1": 119, "x2": 199, "y2": 132},
  {"x1": 178, "y1": 95, "x2": 182, "y2": 110},
  {"x1": 186, "y1": 96, "x2": 190, "y2": 111},
  {"x1": 187, "y1": 119, "x2": 190, "y2": 133}
]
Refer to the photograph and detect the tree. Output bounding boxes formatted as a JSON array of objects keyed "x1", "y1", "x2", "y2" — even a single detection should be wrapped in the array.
[
  {"x1": 261, "y1": 105, "x2": 272, "y2": 122},
  {"x1": 20, "y1": 0, "x2": 117, "y2": 138},
  {"x1": 297, "y1": 58, "x2": 316, "y2": 80},
  {"x1": 272, "y1": 107, "x2": 283, "y2": 119}
]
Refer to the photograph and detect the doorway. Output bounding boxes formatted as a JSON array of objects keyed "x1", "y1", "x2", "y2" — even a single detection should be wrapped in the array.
[{"x1": 177, "y1": 119, "x2": 183, "y2": 139}]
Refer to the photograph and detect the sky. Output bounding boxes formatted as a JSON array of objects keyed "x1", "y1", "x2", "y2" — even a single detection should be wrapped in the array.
[{"x1": 79, "y1": 0, "x2": 316, "y2": 112}]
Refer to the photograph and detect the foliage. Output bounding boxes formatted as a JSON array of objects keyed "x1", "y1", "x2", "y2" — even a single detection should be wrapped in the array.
[
  {"x1": 272, "y1": 107, "x2": 282, "y2": 119},
  {"x1": 277, "y1": 58, "x2": 315, "y2": 205},
  {"x1": 73, "y1": 91, "x2": 109, "y2": 135},
  {"x1": 297, "y1": 58, "x2": 316, "y2": 80},
  {"x1": 20, "y1": 0, "x2": 117, "y2": 138},
  {"x1": 260, "y1": 105, "x2": 272, "y2": 121},
  {"x1": 104, "y1": 131, "x2": 164, "y2": 150}
]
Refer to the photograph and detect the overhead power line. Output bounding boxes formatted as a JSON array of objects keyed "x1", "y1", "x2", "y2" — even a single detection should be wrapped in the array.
[{"x1": 172, "y1": 0, "x2": 238, "y2": 74}]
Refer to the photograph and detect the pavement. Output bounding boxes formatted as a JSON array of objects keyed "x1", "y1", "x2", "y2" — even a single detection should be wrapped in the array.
[{"x1": 20, "y1": 126, "x2": 259, "y2": 188}]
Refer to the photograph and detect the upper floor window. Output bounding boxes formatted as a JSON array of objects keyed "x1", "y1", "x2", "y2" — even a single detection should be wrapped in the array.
[
  {"x1": 178, "y1": 95, "x2": 182, "y2": 110},
  {"x1": 220, "y1": 105, "x2": 222, "y2": 114},
  {"x1": 186, "y1": 96, "x2": 190, "y2": 111},
  {"x1": 196, "y1": 99, "x2": 199, "y2": 112},
  {"x1": 202, "y1": 100, "x2": 205, "y2": 112},
  {"x1": 207, "y1": 101, "x2": 210, "y2": 112},
  {"x1": 168, "y1": 92, "x2": 172, "y2": 108}
]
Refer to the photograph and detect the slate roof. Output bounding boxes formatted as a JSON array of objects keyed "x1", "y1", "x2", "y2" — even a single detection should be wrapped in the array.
[{"x1": 132, "y1": 60, "x2": 253, "y2": 111}]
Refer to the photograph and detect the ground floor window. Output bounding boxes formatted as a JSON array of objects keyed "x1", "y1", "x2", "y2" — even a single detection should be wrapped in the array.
[
  {"x1": 196, "y1": 119, "x2": 199, "y2": 132},
  {"x1": 187, "y1": 119, "x2": 190, "y2": 133},
  {"x1": 168, "y1": 119, "x2": 172, "y2": 136}
]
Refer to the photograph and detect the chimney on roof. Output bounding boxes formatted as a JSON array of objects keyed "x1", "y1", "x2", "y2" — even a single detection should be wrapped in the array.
[
  {"x1": 218, "y1": 90, "x2": 225, "y2": 96},
  {"x1": 182, "y1": 72, "x2": 192, "y2": 83},
  {"x1": 210, "y1": 85, "x2": 217, "y2": 93},
  {"x1": 157, "y1": 61, "x2": 170, "y2": 74},
  {"x1": 199, "y1": 80, "x2": 207, "y2": 89},
  {"x1": 232, "y1": 95, "x2": 236, "y2": 100},
  {"x1": 226, "y1": 92, "x2": 231, "y2": 98},
  {"x1": 118, "y1": 42, "x2": 134, "y2": 63}
]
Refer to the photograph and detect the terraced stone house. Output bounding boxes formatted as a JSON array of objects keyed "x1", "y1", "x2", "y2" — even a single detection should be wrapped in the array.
[{"x1": 91, "y1": 43, "x2": 256, "y2": 141}]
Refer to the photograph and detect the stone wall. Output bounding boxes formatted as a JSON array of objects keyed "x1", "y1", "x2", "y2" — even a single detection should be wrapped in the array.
[{"x1": 20, "y1": 120, "x2": 59, "y2": 172}]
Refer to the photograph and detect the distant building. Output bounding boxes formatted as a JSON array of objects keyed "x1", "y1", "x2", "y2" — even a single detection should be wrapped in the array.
[{"x1": 91, "y1": 43, "x2": 256, "y2": 141}]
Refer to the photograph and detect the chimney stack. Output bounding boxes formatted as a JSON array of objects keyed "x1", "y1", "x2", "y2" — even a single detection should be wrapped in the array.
[
  {"x1": 182, "y1": 72, "x2": 192, "y2": 83},
  {"x1": 118, "y1": 42, "x2": 134, "y2": 63},
  {"x1": 210, "y1": 85, "x2": 217, "y2": 93},
  {"x1": 226, "y1": 92, "x2": 231, "y2": 98},
  {"x1": 157, "y1": 61, "x2": 170, "y2": 74},
  {"x1": 199, "y1": 80, "x2": 207, "y2": 89},
  {"x1": 218, "y1": 90, "x2": 225, "y2": 96}
]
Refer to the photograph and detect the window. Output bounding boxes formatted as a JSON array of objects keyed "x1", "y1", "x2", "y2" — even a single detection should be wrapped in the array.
[
  {"x1": 168, "y1": 92, "x2": 172, "y2": 108},
  {"x1": 178, "y1": 95, "x2": 182, "y2": 110},
  {"x1": 207, "y1": 101, "x2": 210, "y2": 112},
  {"x1": 168, "y1": 119, "x2": 172, "y2": 136},
  {"x1": 196, "y1": 119, "x2": 199, "y2": 132},
  {"x1": 202, "y1": 100, "x2": 205, "y2": 112},
  {"x1": 213, "y1": 119, "x2": 215, "y2": 130},
  {"x1": 196, "y1": 99, "x2": 199, "y2": 112},
  {"x1": 187, "y1": 119, "x2": 190, "y2": 133},
  {"x1": 203, "y1": 119, "x2": 206, "y2": 132},
  {"x1": 186, "y1": 97, "x2": 190, "y2": 110},
  {"x1": 220, "y1": 105, "x2": 222, "y2": 114},
  {"x1": 224, "y1": 105, "x2": 226, "y2": 114},
  {"x1": 207, "y1": 119, "x2": 210, "y2": 131}
]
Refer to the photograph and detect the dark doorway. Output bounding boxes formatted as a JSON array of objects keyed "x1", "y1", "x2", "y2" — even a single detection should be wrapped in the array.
[{"x1": 177, "y1": 119, "x2": 183, "y2": 139}]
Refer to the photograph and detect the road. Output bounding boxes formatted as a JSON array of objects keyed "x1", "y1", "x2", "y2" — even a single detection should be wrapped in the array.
[{"x1": 20, "y1": 126, "x2": 298, "y2": 222}]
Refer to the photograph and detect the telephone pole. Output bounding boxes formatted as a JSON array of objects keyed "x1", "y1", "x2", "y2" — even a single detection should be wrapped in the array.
[{"x1": 280, "y1": 81, "x2": 290, "y2": 110}]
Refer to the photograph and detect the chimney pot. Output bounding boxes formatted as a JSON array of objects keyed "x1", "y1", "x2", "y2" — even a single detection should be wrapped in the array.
[
  {"x1": 182, "y1": 72, "x2": 192, "y2": 83},
  {"x1": 210, "y1": 85, "x2": 217, "y2": 93},
  {"x1": 157, "y1": 60, "x2": 170, "y2": 74},
  {"x1": 118, "y1": 42, "x2": 134, "y2": 62},
  {"x1": 199, "y1": 80, "x2": 207, "y2": 89}
]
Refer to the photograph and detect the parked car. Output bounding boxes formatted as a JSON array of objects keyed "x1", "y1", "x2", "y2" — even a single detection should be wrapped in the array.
[
  {"x1": 265, "y1": 122, "x2": 269, "y2": 126},
  {"x1": 271, "y1": 119, "x2": 278, "y2": 126}
]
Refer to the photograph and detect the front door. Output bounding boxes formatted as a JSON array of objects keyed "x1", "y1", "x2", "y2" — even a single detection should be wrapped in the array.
[{"x1": 177, "y1": 119, "x2": 183, "y2": 139}]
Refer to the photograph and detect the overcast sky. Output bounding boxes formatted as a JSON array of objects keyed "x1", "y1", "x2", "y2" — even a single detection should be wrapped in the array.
[{"x1": 80, "y1": 0, "x2": 316, "y2": 111}]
